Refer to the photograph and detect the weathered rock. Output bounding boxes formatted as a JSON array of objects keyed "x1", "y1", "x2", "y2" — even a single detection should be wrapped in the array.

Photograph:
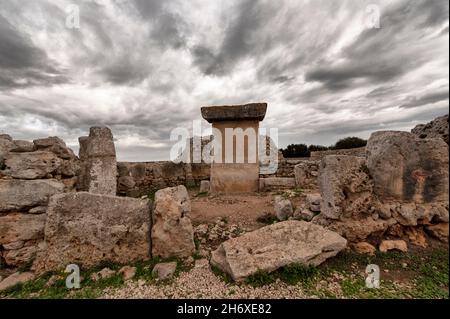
[
  {"x1": 0, "y1": 135, "x2": 14, "y2": 167},
  {"x1": 33, "y1": 136, "x2": 76, "y2": 160},
  {"x1": 294, "y1": 160, "x2": 320, "y2": 189},
  {"x1": 0, "y1": 179, "x2": 64, "y2": 212},
  {"x1": 151, "y1": 186, "x2": 195, "y2": 258},
  {"x1": 118, "y1": 266, "x2": 136, "y2": 281},
  {"x1": 294, "y1": 208, "x2": 315, "y2": 222},
  {"x1": 0, "y1": 272, "x2": 35, "y2": 292},
  {"x1": 306, "y1": 193, "x2": 321, "y2": 212},
  {"x1": 201, "y1": 103, "x2": 267, "y2": 123},
  {"x1": 3, "y1": 245, "x2": 38, "y2": 267},
  {"x1": 411, "y1": 114, "x2": 448, "y2": 145},
  {"x1": 314, "y1": 216, "x2": 397, "y2": 242},
  {"x1": 404, "y1": 227, "x2": 427, "y2": 247},
  {"x1": 78, "y1": 127, "x2": 117, "y2": 195},
  {"x1": 0, "y1": 213, "x2": 46, "y2": 245},
  {"x1": 56, "y1": 159, "x2": 80, "y2": 177},
  {"x1": 33, "y1": 192, "x2": 151, "y2": 272},
  {"x1": 28, "y1": 206, "x2": 47, "y2": 214},
  {"x1": 118, "y1": 176, "x2": 135, "y2": 190},
  {"x1": 210, "y1": 220, "x2": 347, "y2": 281},
  {"x1": 425, "y1": 223, "x2": 449, "y2": 242},
  {"x1": 91, "y1": 268, "x2": 116, "y2": 281},
  {"x1": 319, "y1": 155, "x2": 373, "y2": 220},
  {"x1": 366, "y1": 131, "x2": 449, "y2": 203},
  {"x1": 3, "y1": 151, "x2": 62, "y2": 179},
  {"x1": 274, "y1": 196, "x2": 293, "y2": 221},
  {"x1": 379, "y1": 240, "x2": 408, "y2": 253},
  {"x1": 10, "y1": 140, "x2": 35, "y2": 152},
  {"x1": 353, "y1": 242, "x2": 376, "y2": 255},
  {"x1": 152, "y1": 262, "x2": 177, "y2": 280},
  {"x1": 392, "y1": 202, "x2": 449, "y2": 226},
  {"x1": 199, "y1": 180, "x2": 210, "y2": 193},
  {"x1": 259, "y1": 177, "x2": 296, "y2": 190}
]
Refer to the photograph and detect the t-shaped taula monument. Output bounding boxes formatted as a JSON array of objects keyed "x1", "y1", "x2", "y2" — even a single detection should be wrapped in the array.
[{"x1": 201, "y1": 103, "x2": 267, "y2": 193}]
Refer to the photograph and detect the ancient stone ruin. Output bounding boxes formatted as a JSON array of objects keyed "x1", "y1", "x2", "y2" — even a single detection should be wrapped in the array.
[
  {"x1": 0, "y1": 110, "x2": 449, "y2": 293},
  {"x1": 201, "y1": 103, "x2": 267, "y2": 193}
]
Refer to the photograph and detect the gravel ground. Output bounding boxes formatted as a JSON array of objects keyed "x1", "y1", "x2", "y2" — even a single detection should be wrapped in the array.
[{"x1": 102, "y1": 259, "x2": 312, "y2": 299}]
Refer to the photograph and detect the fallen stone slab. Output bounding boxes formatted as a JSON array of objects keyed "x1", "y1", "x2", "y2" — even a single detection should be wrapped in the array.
[
  {"x1": 210, "y1": 220, "x2": 347, "y2": 281},
  {"x1": 33, "y1": 192, "x2": 151, "y2": 272},
  {"x1": 0, "y1": 179, "x2": 64, "y2": 212}
]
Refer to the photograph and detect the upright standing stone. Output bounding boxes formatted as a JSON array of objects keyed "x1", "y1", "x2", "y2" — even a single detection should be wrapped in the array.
[
  {"x1": 201, "y1": 103, "x2": 267, "y2": 193},
  {"x1": 78, "y1": 127, "x2": 117, "y2": 195}
]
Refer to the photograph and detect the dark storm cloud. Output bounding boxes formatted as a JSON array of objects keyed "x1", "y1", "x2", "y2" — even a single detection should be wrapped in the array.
[
  {"x1": 191, "y1": 0, "x2": 274, "y2": 76},
  {"x1": 305, "y1": 0, "x2": 449, "y2": 91},
  {"x1": 0, "y1": 14, "x2": 68, "y2": 89},
  {"x1": 400, "y1": 89, "x2": 449, "y2": 108},
  {"x1": 0, "y1": 0, "x2": 448, "y2": 161}
]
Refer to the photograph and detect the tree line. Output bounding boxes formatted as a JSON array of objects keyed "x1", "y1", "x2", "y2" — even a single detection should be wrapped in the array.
[{"x1": 280, "y1": 136, "x2": 367, "y2": 158}]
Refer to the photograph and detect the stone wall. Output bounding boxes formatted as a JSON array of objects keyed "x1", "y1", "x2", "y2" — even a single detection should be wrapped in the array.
[
  {"x1": 313, "y1": 131, "x2": 449, "y2": 246},
  {"x1": 310, "y1": 147, "x2": 366, "y2": 160},
  {"x1": 117, "y1": 161, "x2": 210, "y2": 197},
  {"x1": 0, "y1": 135, "x2": 79, "y2": 268}
]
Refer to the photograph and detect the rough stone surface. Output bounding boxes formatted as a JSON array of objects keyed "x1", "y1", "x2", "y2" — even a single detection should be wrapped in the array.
[
  {"x1": 379, "y1": 240, "x2": 408, "y2": 253},
  {"x1": 91, "y1": 268, "x2": 116, "y2": 281},
  {"x1": 3, "y1": 151, "x2": 62, "y2": 179},
  {"x1": 318, "y1": 155, "x2": 373, "y2": 220},
  {"x1": 119, "y1": 266, "x2": 137, "y2": 281},
  {"x1": 366, "y1": 131, "x2": 449, "y2": 203},
  {"x1": 0, "y1": 213, "x2": 46, "y2": 245},
  {"x1": 33, "y1": 136, "x2": 76, "y2": 160},
  {"x1": 274, "y1": 196, "x2": 293, "y2": 221},
  {"x1": 210, "y1": 220, "x2": 347, "y2": 281},
  {"x1": 0, "y1": 179, "x2": 64, "y2": 212},
  {"x1": 78, "y1": 127, "x2": 117, "y2": 195},
  {"x1": 0, "y1": 272, "x2": 35, "y2": 292},
  {"x1": 0, "y1": 135, "x2": 14, "y2": 167},
  {"x1": 199, "y1": 180, "x2": 210, "y2": 193},
  {"x1": 353, "y1": 242, "x2": 376, "y2": 255},
  {"x1": 294, "y1": 208, "x2": 315, "y2": 222},
  {"x1": 259, "y1": 177, "x2": 296, "y2": 190},
  {"x1": 306, "y1": 193, "x2": 321, "y2": 212},
  {"x1": 294, "y1": 160, "x2": 320, "y2": 189},
  {"x1": 33, "y1": 192, "x2": 151, "y2": 272},
  {"x1": 151, "y1": 185, "x2": 195, "y2": 258},
  {"x1": 10, "y1": 140, "x2": 35, "y2": 152},
  {"x1": 425, "y1": 223, "x2": 449, "y2": 242},
  {"x1": 411, "y1": 114, "x2": 448, "y2": 145},
  {"x1": 152, "y1": 262, "x2": 177, "y2": 280},
  {"x1": 3, "y1": 245, "x2": 38, "y2": 267},
  {"x1": 201, "y1": 103, "x2": 267, "y2": 123}
]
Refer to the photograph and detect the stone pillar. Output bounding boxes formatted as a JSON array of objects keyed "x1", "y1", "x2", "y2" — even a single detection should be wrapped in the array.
[
  {"x1": 77, "y1": 127, "x2": 117, "y2": 195},
  {"x1": 201, "y1": 103, "x2": 267, "y2": 193}
]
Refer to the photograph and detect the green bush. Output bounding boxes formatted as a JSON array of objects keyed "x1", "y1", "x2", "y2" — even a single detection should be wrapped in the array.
[
  {"x1": 308, "y1": 144, "x2": 329, "y2": 152},
  {"x1": 281, "y1": 144, "x2": 310, "y2": 158},
  {"x1": 333, "y1": 137, "x2": 367, "y2": 150}
]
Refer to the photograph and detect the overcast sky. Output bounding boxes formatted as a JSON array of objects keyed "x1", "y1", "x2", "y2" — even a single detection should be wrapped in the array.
[{"x1": 0, "y1": 0, "x2": 448, "y2": 161}]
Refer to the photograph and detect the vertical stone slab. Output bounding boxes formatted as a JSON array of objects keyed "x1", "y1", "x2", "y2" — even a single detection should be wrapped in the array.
[
  {"x1": 77, "y1": 127, "x2": 117, "y2": 195},
  {"x1": 201, "y1": 103, "x2": 267, "y2": 193}
]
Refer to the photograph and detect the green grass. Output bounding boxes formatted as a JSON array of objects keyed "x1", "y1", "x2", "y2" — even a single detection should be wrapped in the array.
[
  {"x1": 1, "y1": 257, "x2": 193, "y2": 299},
  {"x1": 245, "y1": 264, "x2": 318, "y2": 288}
]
